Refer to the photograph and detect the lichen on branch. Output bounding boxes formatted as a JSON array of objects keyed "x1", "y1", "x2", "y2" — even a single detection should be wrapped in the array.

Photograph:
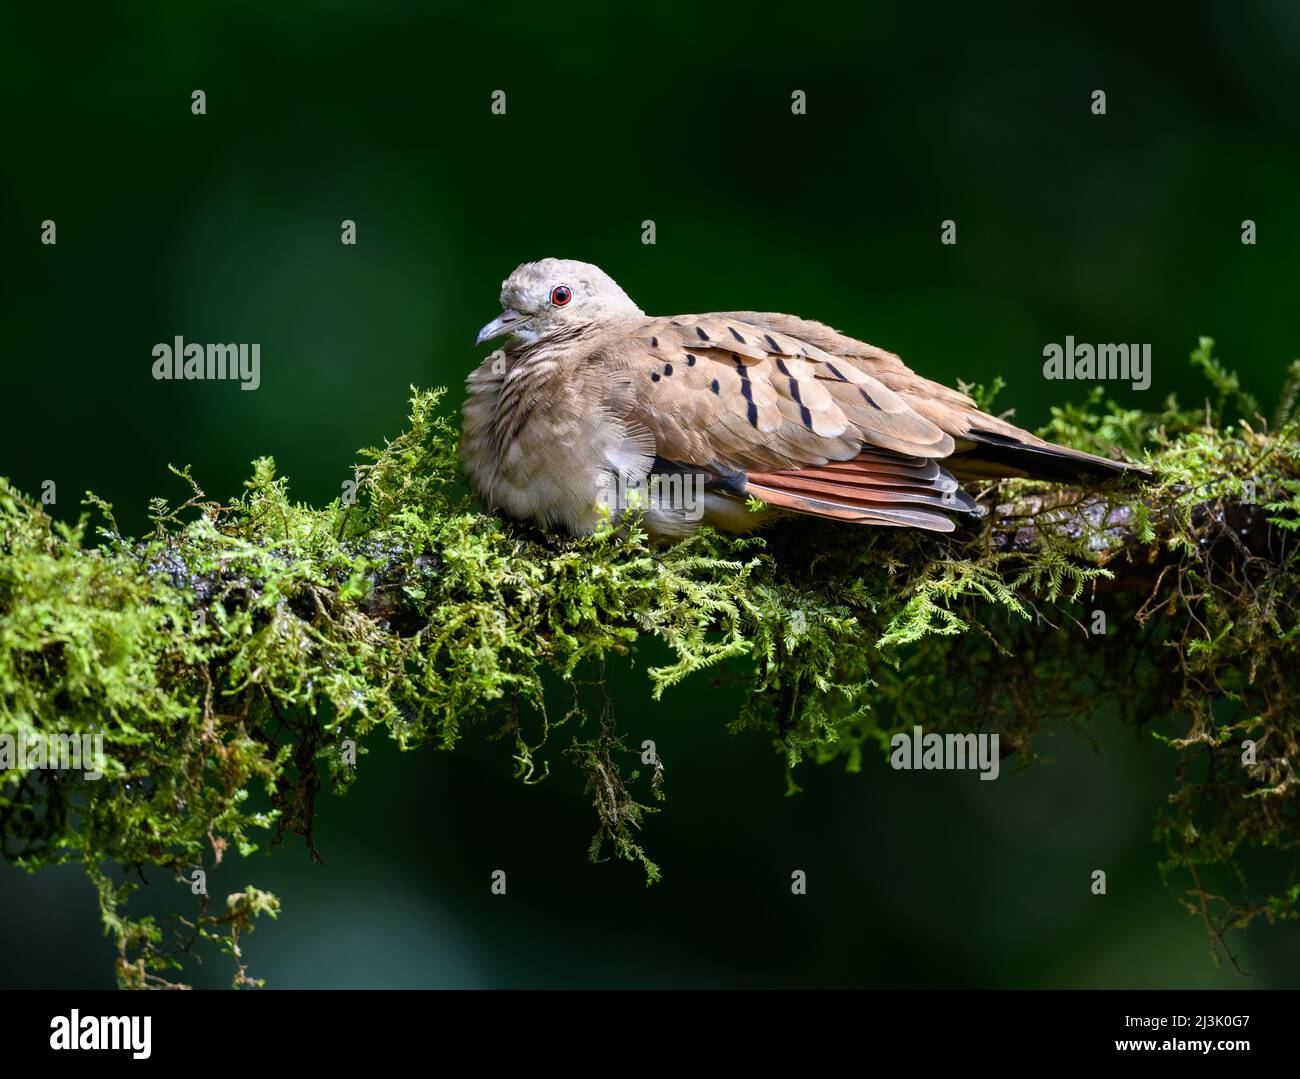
[{"x1": 1, "y1": 338, "x2": 1297, "y2": 986}]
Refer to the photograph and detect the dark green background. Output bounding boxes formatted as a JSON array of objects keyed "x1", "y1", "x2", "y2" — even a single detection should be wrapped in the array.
[{"x1": 2, "y1": 1, "x2": 1297, "y2": 987}]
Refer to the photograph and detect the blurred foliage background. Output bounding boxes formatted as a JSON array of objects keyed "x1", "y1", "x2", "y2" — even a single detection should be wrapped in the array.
[{"x1": 2, "y1": 0, "x2": 1299, "y2": 987}]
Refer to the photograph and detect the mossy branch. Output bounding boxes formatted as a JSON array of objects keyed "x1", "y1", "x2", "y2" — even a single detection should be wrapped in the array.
[{"x1": 1, "y1": 338, "x2": 1297, "y2": 986}]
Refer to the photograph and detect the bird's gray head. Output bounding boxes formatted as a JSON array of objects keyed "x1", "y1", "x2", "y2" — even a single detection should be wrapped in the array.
[{"x1": 474, "y1": 258, "x2": 644, "y2": 348}]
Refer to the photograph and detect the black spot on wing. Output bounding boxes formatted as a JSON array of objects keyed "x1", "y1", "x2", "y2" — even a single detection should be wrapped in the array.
[
  {"x1": 787, "y1": 378, "x2": 813, "y2": 429},
  {"x1": 696, "y1": 327, "x2": 710, "y2": 341},
  {"x1": 733, "y1": 355, "x2": 758, "y2": 427}
]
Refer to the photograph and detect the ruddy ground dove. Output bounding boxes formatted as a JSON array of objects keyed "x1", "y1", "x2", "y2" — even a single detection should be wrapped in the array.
[{"x1": 462, "y1": 258, "x2": 1144, "y2": 538}]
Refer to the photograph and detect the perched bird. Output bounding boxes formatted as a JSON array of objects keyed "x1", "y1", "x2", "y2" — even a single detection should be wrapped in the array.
[{"x1": 463, "y1": 258, "x2": 1145, "y2": 538}]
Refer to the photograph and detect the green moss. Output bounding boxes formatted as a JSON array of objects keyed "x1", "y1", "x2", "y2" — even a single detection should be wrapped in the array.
[{"x1": 1, "y1": 341, "x2": 1297, "y2": 986}]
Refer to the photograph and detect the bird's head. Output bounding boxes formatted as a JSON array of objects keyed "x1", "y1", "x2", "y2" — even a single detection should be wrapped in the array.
[{"x1": 474, "y1": 258, "x2": 644, "y2": 348}]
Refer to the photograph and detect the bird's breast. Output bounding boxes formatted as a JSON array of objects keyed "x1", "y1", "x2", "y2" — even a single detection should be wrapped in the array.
[{"x1": 461, "y1": 351, "x2": 652, "y2": 535}]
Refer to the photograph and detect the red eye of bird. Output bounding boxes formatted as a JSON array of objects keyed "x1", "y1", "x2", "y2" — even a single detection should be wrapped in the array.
[{"x1": 550, "y1": 285, "x2": 572, "y2": 307}]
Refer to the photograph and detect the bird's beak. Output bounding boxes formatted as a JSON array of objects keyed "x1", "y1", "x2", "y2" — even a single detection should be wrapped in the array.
[{"x1": 475, "y1": 309, "x2": 528, "y2": 347}]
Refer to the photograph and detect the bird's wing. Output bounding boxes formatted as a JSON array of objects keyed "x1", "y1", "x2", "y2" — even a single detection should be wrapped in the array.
[
  {"x1": 711, "y1": 311, "x2": 1148, "y2": 483},
  {"x1": 623, "y1": 313, "x2": 955, "y2": 472},
  {"x1": 615, "y1": 313, "x2": 971, "y2": 531}
]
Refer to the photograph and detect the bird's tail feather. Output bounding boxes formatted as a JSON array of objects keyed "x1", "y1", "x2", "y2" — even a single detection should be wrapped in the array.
[
  {"x1": 948, "y1": 426, "x2": 1151, "y2": 484},
  {"x1": 745, "y1": 452, "x2": 982, "y2": 533}
]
